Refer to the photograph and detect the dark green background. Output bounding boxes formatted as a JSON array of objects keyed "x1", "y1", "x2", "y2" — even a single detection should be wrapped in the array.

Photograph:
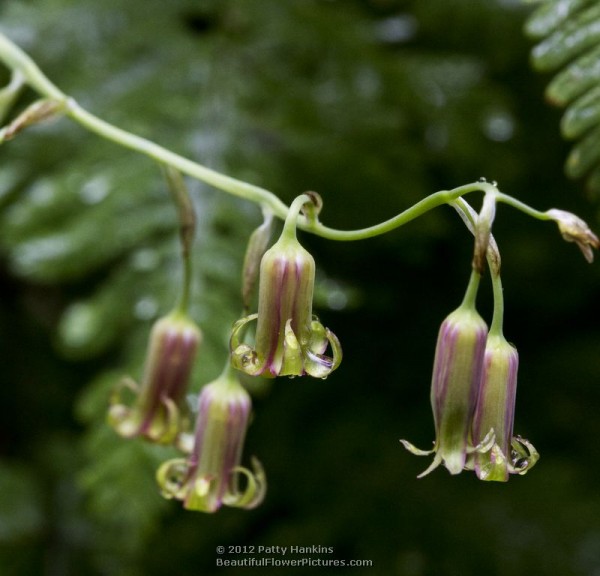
[{"x1": 1, "y1": 1, "x2": 599, "y2": 575}]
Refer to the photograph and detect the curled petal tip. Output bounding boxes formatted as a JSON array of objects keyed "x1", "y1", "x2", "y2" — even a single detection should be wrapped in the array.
[
  {"x1": 107, "y1": 377, "x2": 142, "y2": 438},
  {"x1": 225, "y1": 456, "x2": 267, "y2": 510},
  {"x1": 107, "y1": 404, "x2": 139, "y2": 438},
  {"x1": 156, "y1": 458, "x2": 190, "y2": 500},
  {"x1": 400, "y1": 439, "x2": 435, "y2": 457},
  {"x1": 400, "y1": 438, "x2": 441, "y2": 478},
  {"x1": 416, "y1": 453, "x2": 443, "y2": 478},
  {"x1": 467, "y1": 428, "x2": 496, "y2": 455},
  {"x1": 141, "y1": 397, "x2": 182, "y2": 445},
  {"x1": 510, "y1": 435, "x2": 539, "y2": 475},
  {"x1": 230, "y1": 314, "x2": 265, "y2": 376},
  {"x1": 230, "y1": 314, "x2": 342, "y2": 378},
  {"x1": 303, "y1": 324, "x2": 342, "y2": 378}
]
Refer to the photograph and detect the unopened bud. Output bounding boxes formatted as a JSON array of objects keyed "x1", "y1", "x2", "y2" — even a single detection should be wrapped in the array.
[
  {"x1": 546, "y1": 208, "x2": 599, "y2": 263},
  {"x1": 109, "y1": 312, "x2": 202, "y2": 444},
  {"x1": 402, "y1": 301, "x2": 489, "y2": 477},
  {"x1": 0, "y1": 98, "x2": 64, "y2": 142},
  {"x1": 231, "y1": 230, "x2": 341, "y2": 378},
  {"x1": 156, "y1": 369, "x2": 266, "y2": 513}
]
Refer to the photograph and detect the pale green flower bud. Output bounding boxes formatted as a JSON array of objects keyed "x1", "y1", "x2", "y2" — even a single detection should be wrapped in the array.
[
  {"x1": 156, "y1": 369, "x2": 266, "y2": 513},
  {"x1": 402, "y1": 298, "x2": 492, "y2": 477},
  {"x1": 230, "y1": 231, "x2": 341, "y2": 378},
  {"x1": 108, "y1": 312, "x2": 202, "y2": 444},
  {"x1": 471, "y1": 334, "x2": 538, "y2": 481}
]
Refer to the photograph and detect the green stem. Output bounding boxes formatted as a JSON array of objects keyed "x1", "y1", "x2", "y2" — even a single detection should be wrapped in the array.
[
  {"x1": 0, "y1": 32, "x2": 558, "y2": 244},
  {"x1": 173, "y1": 246, "x2": 193, "y2": 315},
  {"x1": 0, "y1": 33, "x2": 289, "y2": 216},
  {"x1": 282, "y1": 194, "x2": 311, "y2": 240},
  {"x1": 460, "y1": 268, "x2": 481, "y2": 311},
  {"x1": 0, "y1": 34, "x2": 64, "y2": 100},
  {"x1": 164, "y1": 167, "x2": 195, "y2": 314},
  {"x1": 488, "y1": 269, "x2": 505, "y2": 337},
  {"x1": 306, "y1": 184, "x2": 485, "y2": 241},
  {"x1": 217, "y1": 354, "x2": 241, "y2": 387},
  {"x1": 68, "y1": 101, "x2": 290, "y2": 215},
  {"x1": 452, "y1": 197, "x2": 505, "y2": 335},
  {"x1": 495, "y1": 191, "x2": 551, "y2": 221}
]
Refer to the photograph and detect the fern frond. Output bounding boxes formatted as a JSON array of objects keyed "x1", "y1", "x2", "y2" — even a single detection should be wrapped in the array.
[{"x1": 526, "y1": 0, "x2": 600, "y2": 194}]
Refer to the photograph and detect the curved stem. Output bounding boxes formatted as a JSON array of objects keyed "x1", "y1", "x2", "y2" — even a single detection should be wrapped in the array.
[
  {"x1": 177, "y1": 250, "x2": 193, "y2": 315},
  {"x1": 488, "y1": 269, "x2": 505, "y2": 337},
  {"x1": 0, "y1": 33, "x2": 289, "y2": 216},
  {"x1": 163, "y1": 167, "x2": 196, "y2": 314},
  {"x1": 452, "y1": 197, "x2": 505, "y2": 335},
  {"x1": 67, "y1": 100, "x2": 290, "y2": 216},
  {"x1": 282, "y1": 194, "x2": 311, "y2": 240},
  {"x1": 305, "y1": 184, "x2": 485, "y2": 241},
  {"x1": 495, "y1": 192, "x2": 551, "y2": 221},
  {"x1": 217, "y1": 355, "x2": 238, "y2": 384},
  {"x1": 0, "y1": 34, "x2": 64, "y2": 100},
  {"x1": 0, "y1": 32, "x2": 561, "y2": 245},
  {"x1": 461, "y1": 269, "x2": 481, "y2": 311}
]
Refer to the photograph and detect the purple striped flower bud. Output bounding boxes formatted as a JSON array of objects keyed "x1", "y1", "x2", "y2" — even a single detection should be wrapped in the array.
[
  {"x1": 471, "y1": 335, "x2": 538, "y2": 481},
  {"x1": 230, "y1": 232, "x2": 342, "y2": 378},
  {"x1": 402, "y1": 302, "x2": 490, "y2": 477},
  {"x1": 156, "y1": 369, "x2": 266, "y2": 513},
  {"x1": 109, "y1": 312, "x2": 201, "y2": 444}
]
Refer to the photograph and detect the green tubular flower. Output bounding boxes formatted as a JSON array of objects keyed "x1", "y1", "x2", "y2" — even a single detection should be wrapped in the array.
[
  {"x1": 230, "y1": 196, "x2": 342, "y2": 378},
  {"x1": 470, "y1": 334, "x2": 538, "y2": 481},
  {"x1": 108, "y1": 312, "x2": 202, "y2": 444},
  {"x1": 402, "y1": 273, "x2": 492, "y2": 477},
  {"x1": 156, "y1": 367, "x2": 266, "y2": 513}
]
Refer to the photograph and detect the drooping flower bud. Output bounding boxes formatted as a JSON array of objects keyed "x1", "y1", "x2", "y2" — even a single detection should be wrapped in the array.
[
  {"x1": 156, "y1": 368, "x2": 266, "y2": 513},
  {"x1": 471, "y1": 334, "x2": 538, "y2": 481},
  {"x1": 108, "y1": 312, "x2": 202, "y2": 444},
  {"x1": 546, "y1": 208, "x2": 599, "y2": 263},
  {"x1": 402, "y1": 274, "x2": 492, "y2": 477},
  {"x1": 241, "y1": 209, "x2": 273, "y2": 312},
  {"x1": 0, "y1": 97, "x2": 64, "y2": 142},
  {"x1": 230, "y1": 195, "x2": 341, "y2": 378}
]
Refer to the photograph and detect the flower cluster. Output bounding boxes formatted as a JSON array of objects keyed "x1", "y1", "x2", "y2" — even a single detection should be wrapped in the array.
[
  {"x1": 401, "y1": 270, "x2": 539, "y2": 481},
  {"x1": 104, "y1": 180, "x2": 596, "y2": 516},
  {"x1": 109, "y1": 194, "x2": 342, "y2": 513},
  {"x1": 110, "y1": 307, "x2": 267, "y2": 513}
]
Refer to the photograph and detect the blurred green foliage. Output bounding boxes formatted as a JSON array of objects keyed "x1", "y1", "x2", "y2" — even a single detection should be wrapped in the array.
[
  {"x1": 527, "y1": 0, "x2": 600, "y2": 196},
  {"x1": 0, "y1": 1, "x2": 599, "y2": 575}
]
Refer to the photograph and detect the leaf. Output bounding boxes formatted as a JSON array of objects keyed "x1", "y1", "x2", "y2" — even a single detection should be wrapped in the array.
[{"x1": 526, "y1": 0, "x2": 600, "y2": 196}]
